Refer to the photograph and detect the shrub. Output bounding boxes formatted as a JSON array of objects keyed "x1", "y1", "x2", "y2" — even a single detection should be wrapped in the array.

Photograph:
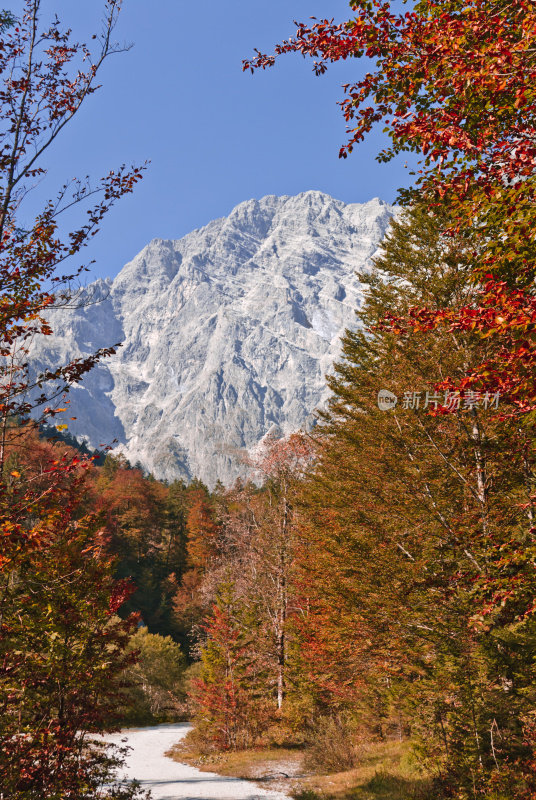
[
  {"x1": 122, "y1": 627, "x2": 186, "y2": 723},
  {"x1": 303, "y1": 715, "x2": 359, "y2": 774}
]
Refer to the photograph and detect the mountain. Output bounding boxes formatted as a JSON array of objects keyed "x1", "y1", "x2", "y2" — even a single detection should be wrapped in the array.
[{"x1": 29, "y1": 191, "x2": 395, "y2": 486}]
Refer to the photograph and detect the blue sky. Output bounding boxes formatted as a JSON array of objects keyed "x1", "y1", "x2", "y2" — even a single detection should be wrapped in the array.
[{"x1": 14, "y1": 1, "x2": 415, "y2": 280}]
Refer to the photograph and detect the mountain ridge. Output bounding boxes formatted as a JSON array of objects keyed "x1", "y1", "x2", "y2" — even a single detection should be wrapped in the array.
[{"x1": 29, "y1": 191, "x2": 395, "y2": 486}]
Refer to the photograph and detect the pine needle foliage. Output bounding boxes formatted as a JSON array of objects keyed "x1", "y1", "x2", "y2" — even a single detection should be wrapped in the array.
[{"x1": 294, "y1": 205, "x2": 536, "y2": 797}]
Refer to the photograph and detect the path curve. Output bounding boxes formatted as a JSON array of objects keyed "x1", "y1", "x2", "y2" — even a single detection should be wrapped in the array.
[{"x1": 104, "y1": 723, "x2": 290, "y2": 800}]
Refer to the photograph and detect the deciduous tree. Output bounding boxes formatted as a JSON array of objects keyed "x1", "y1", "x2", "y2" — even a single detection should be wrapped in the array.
[{"x1": 0, "y1": 2, "x2": 146, "y2": 796}]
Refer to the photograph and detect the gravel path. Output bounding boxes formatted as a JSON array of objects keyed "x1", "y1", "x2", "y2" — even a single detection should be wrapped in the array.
[{"x1": 104, "y1": 723, "x2": 290, "y2": 800}]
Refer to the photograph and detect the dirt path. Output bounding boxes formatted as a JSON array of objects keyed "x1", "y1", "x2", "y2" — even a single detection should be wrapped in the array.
[{"x1": 104, "y1": 723, "x2": 290, "y2": 800}]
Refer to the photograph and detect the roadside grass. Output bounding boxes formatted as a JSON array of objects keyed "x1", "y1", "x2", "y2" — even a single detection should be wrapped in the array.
[
  {"x1": 293, "y1": 740, "x2": 434, "y2": 800},
  {"x1": 167, "y1": 736, "x2": 434, "y2": 800},
  {"x1": 167, "y1": 738, "x2": 302, "y2": 777}
]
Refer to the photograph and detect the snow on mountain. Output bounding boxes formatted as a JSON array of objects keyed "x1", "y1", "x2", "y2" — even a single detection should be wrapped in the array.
[{"x1": 29, "y1": 191, "x2": 395, "y2": 486}]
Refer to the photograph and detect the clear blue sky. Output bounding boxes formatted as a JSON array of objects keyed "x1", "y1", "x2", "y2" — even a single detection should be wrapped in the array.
[{"x1": 14, "y1": 1, "x2": 415, "y2": 280}]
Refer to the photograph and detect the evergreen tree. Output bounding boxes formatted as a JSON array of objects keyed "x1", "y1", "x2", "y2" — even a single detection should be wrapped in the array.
[{"x1": 295, "y1": 205, "x2": 536, "y2": 796}]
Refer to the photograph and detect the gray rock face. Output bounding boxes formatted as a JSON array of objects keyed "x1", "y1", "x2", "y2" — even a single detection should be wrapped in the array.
[{"x1": 29, "y1": 191, "x2": 394, "y2": 486}]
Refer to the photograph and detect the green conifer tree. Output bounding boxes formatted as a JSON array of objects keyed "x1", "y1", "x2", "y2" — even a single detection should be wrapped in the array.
[{"x1": 295, "y1": 205, "x2": 536, "y2": 796}]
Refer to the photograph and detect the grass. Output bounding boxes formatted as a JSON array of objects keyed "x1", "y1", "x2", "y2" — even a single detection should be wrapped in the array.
[
  {"x1": 168, "y1": 736, "x2": 435, "y2": 800},
  {"x1": 168, "y1": 737, "x2": 301, "y2": 771},
  {"x1": 293, "y1": 740, "x2": 434, "y2": 800}
]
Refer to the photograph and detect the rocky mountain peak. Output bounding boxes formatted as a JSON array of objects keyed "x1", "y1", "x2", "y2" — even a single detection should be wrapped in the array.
[{"x1": 29, "y1": 191, "x2": 395, "y2": 486}]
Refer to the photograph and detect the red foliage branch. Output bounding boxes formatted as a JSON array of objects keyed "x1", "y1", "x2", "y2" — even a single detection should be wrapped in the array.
[{"x1": 244, "y1": 0, "x2": 536, "y2": 191}]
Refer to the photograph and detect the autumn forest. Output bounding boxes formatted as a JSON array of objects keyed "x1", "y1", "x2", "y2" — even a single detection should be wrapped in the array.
[{"x1": 3, "y1": 1, "x2": 536, "y2": 799}]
